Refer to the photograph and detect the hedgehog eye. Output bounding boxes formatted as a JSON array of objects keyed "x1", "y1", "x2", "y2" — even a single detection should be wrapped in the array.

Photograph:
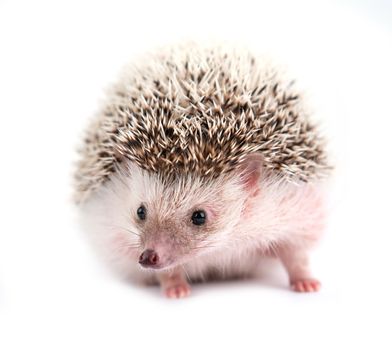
[
  {"x1": 191, "y1": 210, "x2": 206, "y2": 226},
  {"x1": 137, "y1": 205, "x2": 146, "y2": 220}
]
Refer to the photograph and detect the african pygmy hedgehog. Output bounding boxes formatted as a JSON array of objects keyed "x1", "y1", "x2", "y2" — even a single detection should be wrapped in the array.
[{"x1": 75, "y1": 43, "x2": 330, "y2": 298}]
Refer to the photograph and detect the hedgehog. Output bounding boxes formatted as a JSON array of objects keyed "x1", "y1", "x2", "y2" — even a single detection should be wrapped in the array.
[{"x1": 75, "y1": 43, "x2": 330, "y2": 298}]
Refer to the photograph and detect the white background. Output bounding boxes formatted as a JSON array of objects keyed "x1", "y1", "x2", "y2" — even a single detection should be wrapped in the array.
[{"x1": 0, "y1": 0, "x2": 391, "y2": 349}]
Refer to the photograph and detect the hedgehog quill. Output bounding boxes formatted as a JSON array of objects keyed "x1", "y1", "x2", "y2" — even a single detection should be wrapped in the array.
[{"x1": 75, "y1": 44, "x2": 330, "y2": 298}]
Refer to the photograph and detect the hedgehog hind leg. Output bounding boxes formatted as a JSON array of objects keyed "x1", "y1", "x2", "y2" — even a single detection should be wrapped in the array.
[{"x1": 277, "y1": 246, "x2": 321, "y2": 293}]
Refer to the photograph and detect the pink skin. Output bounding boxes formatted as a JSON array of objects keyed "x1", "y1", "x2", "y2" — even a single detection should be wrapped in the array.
[
  {"x1": 159, "y1": 270, "x2": 191, "y2": 299},
  {"x1": 278, "y1": 246, "x2": 321, "y2": 293},
  {"x1": 291, "y1": 279, "x2": 321, "y2": 292}
]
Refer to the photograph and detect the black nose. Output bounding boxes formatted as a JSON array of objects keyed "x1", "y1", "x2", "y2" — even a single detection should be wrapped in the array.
[{"x1": 139, "y1": 249, "x2": 159, "y2": 267}]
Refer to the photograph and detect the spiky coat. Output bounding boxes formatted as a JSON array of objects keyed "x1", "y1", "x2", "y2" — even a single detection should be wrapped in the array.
[{"x1": 75, "y1": 44, "x2": 329, "y2": 202}]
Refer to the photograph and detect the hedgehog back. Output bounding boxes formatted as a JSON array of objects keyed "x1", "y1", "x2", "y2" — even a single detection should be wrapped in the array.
[{"x1": 75, "y1": 45, "x2": 329, "y2": 202}]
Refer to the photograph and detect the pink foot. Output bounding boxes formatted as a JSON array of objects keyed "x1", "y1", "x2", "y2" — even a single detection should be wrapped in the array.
[
  {"x1": 164, "y1": 282, "x2": 191, "y2": 299},
  {"x1": 291, "y1": 278, "x2": 321, "y2": 293}
]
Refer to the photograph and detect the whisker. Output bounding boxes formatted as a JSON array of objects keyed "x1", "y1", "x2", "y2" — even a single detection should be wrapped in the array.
[
  {"x1": 181, "y1": 265, "x2": 191, "y2": 281},
  {"x1": 107, "y1": 224, "x2": 141, "y2": 237},
  {"x1": 124, "y1": 243, "x2": 142, "y2": 248},
  {"x1": 191, "y1": 242, "x2": 217, "y2": 251},
  {"x1": 268, "y1": 240, "x2": 279, "y2": 257}
]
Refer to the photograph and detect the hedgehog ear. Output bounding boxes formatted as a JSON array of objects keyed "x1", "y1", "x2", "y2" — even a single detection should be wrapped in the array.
[{"x1": 238, "y1": 154, "x2": 263, "y2": 193}]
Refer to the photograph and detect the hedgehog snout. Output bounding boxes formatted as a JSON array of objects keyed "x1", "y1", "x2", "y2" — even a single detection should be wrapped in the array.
[{"x1": 139, "y1": 249, "x2": 159, "y2": 267}]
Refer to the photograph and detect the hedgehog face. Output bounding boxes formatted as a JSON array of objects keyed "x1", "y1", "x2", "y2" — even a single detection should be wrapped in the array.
[
  {"x1": 131, "y1": 174, "x2": 244, "y2": 270},
  {"x1": 102, "y1": 157, "x2": 262, "y2": 270}
]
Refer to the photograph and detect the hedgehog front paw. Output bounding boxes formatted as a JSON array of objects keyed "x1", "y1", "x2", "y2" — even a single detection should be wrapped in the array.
[
  {"x1": 291, "y1": 278, "x2": 321, "y2": 293},
  {"x1": 159, "y1": 269, "x2": 191, "y2": 299},
  {"x1": 163, "y1": 282, "x2": 191, "y2": 299}
]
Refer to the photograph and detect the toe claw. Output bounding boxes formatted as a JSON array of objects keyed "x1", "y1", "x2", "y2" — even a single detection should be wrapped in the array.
[
  {"x1": 164, "y1": 283, "x2": 191, "y2": 299},
  {"x1": 291, "y1": 278, "x2": 321, "y2": 293}
]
